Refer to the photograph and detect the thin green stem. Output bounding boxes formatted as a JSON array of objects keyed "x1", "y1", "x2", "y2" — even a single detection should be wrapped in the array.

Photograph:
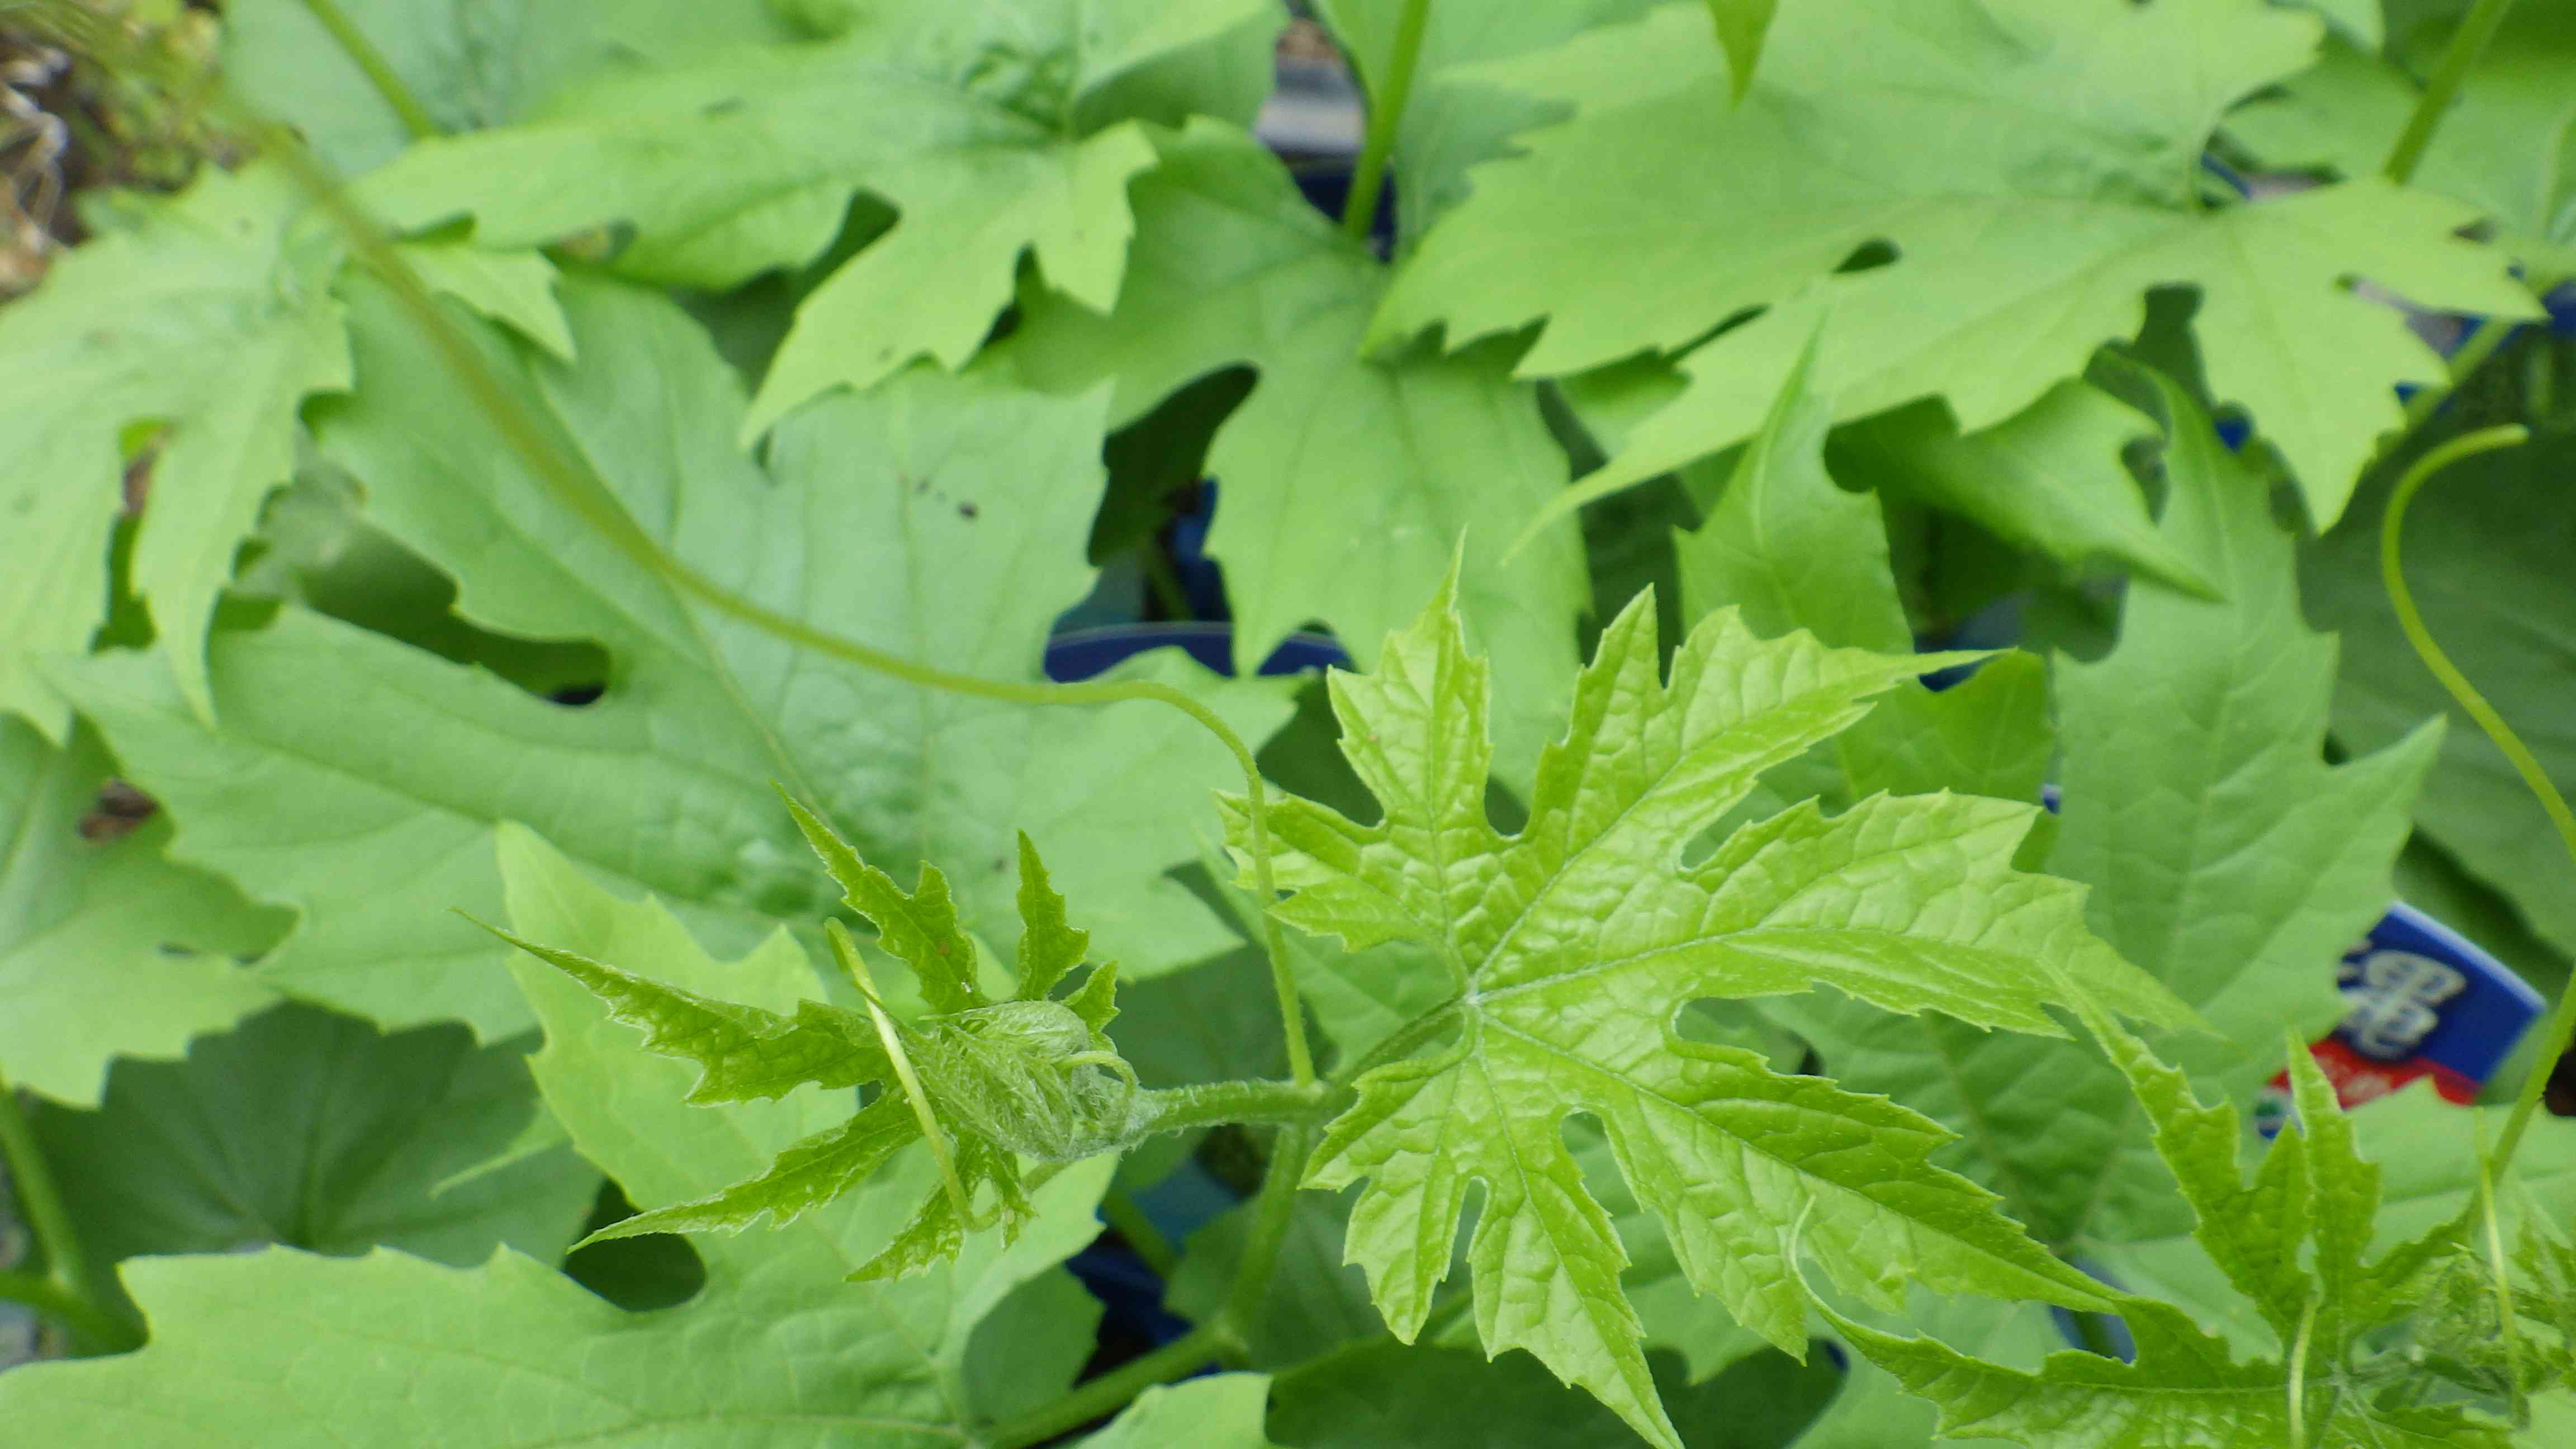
[
  {"x1": 2474, "y1": 1115, "x2": 2526, "y2": 1407},
  {"x1": 1134, "y1": 1079, "x2": 1328, "y2": 1137},
  {"x1": 829, "y1": 924, "x2": 979, "y2": 1229},
  {"x1": 2287, "y1": 1291, "x2": 2319, "y2": 1449},
  {"x1": 2381, "y1": 0, "x2": 2519, "y2": 184},
  {"x1": 297, "y1": 0, "x2": 443, "y2": 141},
  {"x1": 1339, "y1": 0, "x2": 1432, "y2": 242},
  {"x1": 1098, "y1": 1188, "x2": 1179, "y2": 1280},
  {"x1": 2402, "y1": 314, "x2": 2520, "y2": 430},
  {"x1": 988, "y1": 1322, "x2": 1223, "y2": 1448},
  {"x1": 0, "y1": 1270, "x2": 134, "y2": 1353},
  {"x1": 1218, "y1": 1124, "x2": 1315, "y2": 1349},
  {"x1": 0, "y1": 1072, "x2": 135, "y2": 1352},
  {"x1": 1135, "y1": 538, "x2": 1194, "y2": 622},
  {"x1": 2380, "y1": 423, "x2": 2576, "y2": 1180}
]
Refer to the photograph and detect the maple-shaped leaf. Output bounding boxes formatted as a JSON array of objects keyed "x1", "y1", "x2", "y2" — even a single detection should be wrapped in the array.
[
  {"x1": 0, "y1": 717, "x2": 280, "y2": 1106},
  {"x1": 993, "y1": 119, "x2": 1587, "y2": 782},
  {"x1": 1224, "y1": 575, "x2": 2198, "y2": 1447},
  {"x1": 220, "y1": 0, "x2": 804, "y2": 175},
  {"x1": 59, "y1": 274, "x2": 1288, "y2": 1038},
  {"x1": 0, "y1": 164, "x2": 347, "y2": 732},
  {"x1": 0, "y1": 826, "x2": 1118, "y2": 1444},
  {"x1": 487, "y1": 810, "x2": 1139, "y2": 1278},
  {"x1": 33, "y1": 1001, "x2": 598, "y2": 1270},
  {"x1": 1371, "y1": 0, "x2": 2539, "y2": 529},
  {"x1": 358, "y1": 0, "x2": 1281, "y2": 438},
  {"x1": 1839, "y1": 1030, "x2": 2535, "y2": 1447}
]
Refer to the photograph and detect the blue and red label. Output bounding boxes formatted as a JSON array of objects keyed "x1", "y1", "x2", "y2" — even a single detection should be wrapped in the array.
[{"x1": 2252, "y1": 901, "x2": 2545, "y2": 1131}]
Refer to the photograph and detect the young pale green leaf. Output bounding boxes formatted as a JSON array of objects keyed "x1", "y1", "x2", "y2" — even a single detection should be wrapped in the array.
[
  {"x1": 0, "y1": 826, "x2": 1118, "y2": 1444},
  {"x1": 33, "y1": 1001, "x2": 597, "y2": 1270},
  {"x1": 60, "y1": 276, "x2": 1289, "y2": 1038},
  {"x1": 992, "y1": 119, "x2": 1587, "y2": 784},
  {"x1": 1374, "y1": 0, "x2": 2538, "y2": 529},
  {"x1": 492, "y1": 816, "x2": 1135, "y2": 1269},
  {"x1": 357, "y1": 1, "x2": 1275, "y2": 436},
  {"x1": 0, "y1": 718, "x2": 281, "y2": 1106},
  {"x1": 1229, "y1": 575, "x2": 2194, "y2": 1446}
]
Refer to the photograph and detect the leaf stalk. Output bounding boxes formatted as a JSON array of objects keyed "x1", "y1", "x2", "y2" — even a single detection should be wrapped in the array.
[
  {"x1": 0, "y1": 1070, "x2": 138, "y2": 1352},
  {"x1": 986, "y1": 1322, "x2": 1224, "y2": 1448},
  {"x1": 296, "y1": 0, "x2": 445, "y2": 141},
  {"x1": 1339, "y1": 0, "x2": 1432, "y2": 243},
  {"x1": 1219, "y1": 1124, "x2": 1317, "y2": 1349},
  {"x1": 2380, "y1": 0, "x2": 2520, "y2": 186}
]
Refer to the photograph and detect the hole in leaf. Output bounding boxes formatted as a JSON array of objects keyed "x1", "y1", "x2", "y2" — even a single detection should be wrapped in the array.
[
  {"x1": 564, "y1": 1180, "x2": 708, "y2": 1311},
  {"x1": 1833, "y1": 238, "x2": 1900, "y2": 274}
]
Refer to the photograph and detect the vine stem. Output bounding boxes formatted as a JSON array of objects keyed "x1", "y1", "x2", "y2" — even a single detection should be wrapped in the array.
[
  {"x1": 2379, "y1": 423, "x2": 2576, "y2": 1180},
  {"x1": 297, "y1": 0, "x2": 443, "y2": 141},
  {"x1": 0, "y1": 1069, "x2": 137, "y2": 1352},
  {"x1": 1220, "y1": 1125, "x2": 1317, "y2": 1349},
  {"x1": 2380, "y1": 0, "x2": 2519, "y2": 185},
  {"x1": 1339, "y1": 0, "x2": 1432, "y2": 242},
  {"x1": 987, "y1": 1322, "x2": 1224, "y2": 1448}
]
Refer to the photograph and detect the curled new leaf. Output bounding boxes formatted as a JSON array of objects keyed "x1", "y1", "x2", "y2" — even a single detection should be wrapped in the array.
[{"x1": 484, "y1": 806, "x2": 1142, "y2": 1278}]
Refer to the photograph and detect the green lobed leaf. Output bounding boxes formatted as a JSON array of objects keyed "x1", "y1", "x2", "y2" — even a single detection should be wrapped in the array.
[
  {"x1": 0, "y1": 717, "x2": 281, "y2": 1106},
  {"x1": 0, "y1": 163, "x2": 347, "y2": 732},
  {"x1": 1230, "y1": 575, "x2": 2194, "y2": 1446},
  {"x1": 1078, "y1": 1373, "x2": 1278, "y2": 1448},
  {"x1": 1822, "y1": 381, "x2": 2213, "y2": 598},
  {"x1": 1268, "y1": 1337, "x2": 1840, "y2": 1448},
  {"x1": 59, "y1": 275, "x2": 1289, "y2": 1038},
  {"x1": 0, "y1": 825, "x2": 1116, "y2": 1443},
  {"x1": 356, "y1": 0, "x2": 1278, "y2": 435},
  {"x1": 991, "y1": 119, "x2": 1588, "y2": 784},
  {"x1": 220, "y1": 0, "x2": 801, "y2": 175},
  {"x1": 1372, "y1": 0, "x2": 2538, "y2": 529},
  {"x1": 2053, "y1": 367, "x2": 2441, "y2": 1097},
  {"x1": 1786, "y1": 363, "x2": 2440, "y2": 1250},
  {"x1": 31, "y1": 1000, "x2": 598, "y2": 1271}
]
